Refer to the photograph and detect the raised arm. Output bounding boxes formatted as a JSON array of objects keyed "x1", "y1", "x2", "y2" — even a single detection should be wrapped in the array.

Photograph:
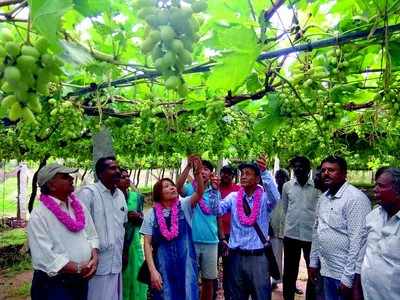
[
  {"x1": 256, "y1": 155, "x2": 280, "y2": 210},
  {"x1": 189, "y1": 157, "x2": 204, "y2": 207},
  {"x1": 176, "y1": 157, "x2": 193, "y2": 196}
]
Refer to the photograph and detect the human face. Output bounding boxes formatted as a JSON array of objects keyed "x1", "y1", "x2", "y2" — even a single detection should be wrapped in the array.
[
  {"x1": 220, "y1": 171, "x2": 233, "y2": 185},
  {"x1": 240, "y1": 168, "x2": 259, "y2": 189},
  {"x1": 201, "y1": 166, "x2": 212, "y2": 183},
  {"x1": 117, "y1": 171, "x2": 131, "y2": 191},
  {"x1": 99, "y1": 159, "x2": 121, "y2": 187},
  {"x1": 374, "y1": 172, "x2": 399, "y2": 211},
  {"x1": 48, "y1": 173, "x2": 74, "y2": 196},
  {"x1": 321, "y1": 162, "x2": 346, "y2": 189},
  {"x1": 161, "y1": 180, "x2": 178, "y2": 202},
  {"x1": 293, "y1": 161, "x2": 310, "y2": 181}
]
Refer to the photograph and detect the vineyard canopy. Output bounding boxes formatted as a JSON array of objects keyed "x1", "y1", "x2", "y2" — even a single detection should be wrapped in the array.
[{"x1": 0, "y1": 0, "x2": 399, "y2": 170}]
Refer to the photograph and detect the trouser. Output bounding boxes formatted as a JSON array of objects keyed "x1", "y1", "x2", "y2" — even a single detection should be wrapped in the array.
[
  {"x1": 31, "y1": 270, "x2": 88, "y2": 300},
  {"x1": 270, "y1": 237, "x2": 283, "y2": 284},
  {"x1": 229, "y1": 249, "x2": 271, "y2": 300},
  {"x1": 283, "y1": 237, "x2": 315, "y2": 300},
  {"x1": 322, "y1": 276, "x2": 344, "y2": 300}
]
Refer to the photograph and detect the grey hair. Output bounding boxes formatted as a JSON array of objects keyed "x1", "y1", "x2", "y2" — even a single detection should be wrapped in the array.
[{"x1": 381, "y1": 168, "x2": 400, "y2": 195}]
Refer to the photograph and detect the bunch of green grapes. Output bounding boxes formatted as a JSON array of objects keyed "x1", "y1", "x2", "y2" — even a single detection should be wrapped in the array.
[
  {"x1": 136, "y1": 0, "x2": 207, "y2": 96},
  {"x1": 0, "y1": 28, "x2": 63, "y2": 124}
]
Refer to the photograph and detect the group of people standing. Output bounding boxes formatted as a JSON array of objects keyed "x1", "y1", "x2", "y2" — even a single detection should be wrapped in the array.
[{"x1": 26, "y1": 154, "x2": 400, "y2": 300}]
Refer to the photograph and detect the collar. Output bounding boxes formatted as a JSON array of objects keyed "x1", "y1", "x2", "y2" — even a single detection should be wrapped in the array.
[
  {"x1": 96, "y1": 180, "x2": 113, "y2": 194},
  {"x1": 378, "y1": 205, "x2": 400, "y2": 221},
  {"x1": 49, "y1": 195, "x2": 69, "y2": 207},
  {"x1": 293, "y1": 178, "x2": 313, "y2": 186},
  {"x1": 328, "y1": 181, "x2": 348, "y2": 199}
]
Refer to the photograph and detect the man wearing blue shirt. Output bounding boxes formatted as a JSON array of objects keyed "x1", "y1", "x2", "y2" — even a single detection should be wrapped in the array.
[
  {"x1": 215, "y1": 156, "x2": 280, "y2": 300},
  {"x1": 177, "y1": 158, "x2": 221, "y2": 300}
]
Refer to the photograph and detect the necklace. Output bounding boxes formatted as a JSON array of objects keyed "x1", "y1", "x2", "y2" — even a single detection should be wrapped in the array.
[
  {"x1": 154, "y1": 199, "x2": 179, "y2": 240},
  {"x1": 236, "y1": 186, "x2": 262, "y2": 226},
  {"x1": 40, "y1": 193, "x2": 85, "y2": 232}
]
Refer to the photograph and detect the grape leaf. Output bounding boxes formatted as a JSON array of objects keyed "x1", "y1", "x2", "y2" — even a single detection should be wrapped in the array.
[{"x1": 28, "y1": 0, "x2": 73, "y2": 47}]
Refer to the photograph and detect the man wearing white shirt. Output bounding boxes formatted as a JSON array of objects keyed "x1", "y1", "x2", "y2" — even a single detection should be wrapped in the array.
[
  {"x1": 28, "y1": 163, "x2": 99, "y2": 300},
  {"x1": 309, "y1": 156, "x2": 370, "y2": 300},
  {"x1": 360, "y1": 167, "x2": 400, "y2": 300},
  {"x1": 77, "y1": 157, "x2": 127, "y2": 300},
  {"x1": 282, "y1": 156, "x2": 319, "y2": 300}
]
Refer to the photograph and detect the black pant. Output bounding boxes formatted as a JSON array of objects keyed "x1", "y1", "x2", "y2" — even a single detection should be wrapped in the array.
[
  {"x1": 31, "y1": 270, "x2": 88, "y2": 300},
  {"x1": 283, "y1": 237, "x2": 315, "y2": 300}
]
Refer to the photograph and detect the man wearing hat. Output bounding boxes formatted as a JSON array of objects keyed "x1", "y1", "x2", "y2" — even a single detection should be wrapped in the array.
[
  {"x1": 28, "y1": 163, "x2": 99, "y2": 300},
  {"x1": 214, "y1": 156, "x2": 280, "y2": 300}
]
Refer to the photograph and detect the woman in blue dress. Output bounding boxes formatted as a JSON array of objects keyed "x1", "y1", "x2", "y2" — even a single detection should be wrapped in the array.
[{"x1": 140, "y1": 157, "x2": 205, "y2": 300}]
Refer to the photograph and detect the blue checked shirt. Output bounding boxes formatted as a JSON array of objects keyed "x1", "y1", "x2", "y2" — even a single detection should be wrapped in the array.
[{"x1": 209, "y1": 171, "x2": 280, "y2": 250}]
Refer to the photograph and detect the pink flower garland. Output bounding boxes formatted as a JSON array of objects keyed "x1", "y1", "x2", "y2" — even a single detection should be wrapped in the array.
[
  {"x1": 39, "y1": 193, "x2": 85, "y2": 232},
  {"x1": 236, "y1": 186, "x2": 263, "y2": 226},
  {"x1": 154, "y1": 199, "x2": 179, "y2": 240},
  {"x1": 198, "y1": 197, "x2": 212, "y2": 215},
  {"x1": 192, "y1": 182, "x2": 212, "y2": 215}
]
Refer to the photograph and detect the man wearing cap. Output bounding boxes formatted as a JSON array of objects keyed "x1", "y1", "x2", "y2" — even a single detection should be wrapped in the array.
[
  {"x1": 28, "y1": 163, "x2": 99, "y2": 300},
  {"x1": 212, "y1": 156, "x2": 280, "y2": 300},
  {"x1": 77, "y1": 156, "x2": 127, "y2": 300}
]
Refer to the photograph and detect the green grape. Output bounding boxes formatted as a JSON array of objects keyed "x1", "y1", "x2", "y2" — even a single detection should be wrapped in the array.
[
  {"x1": 178, "y1": 49, "x2": 192, "y2": 65},
  {"x1": 1, "y1": 95, "x2": 18, "y2": 109},
  {"x1": 0, "y1": 46, "x2": 7, "y2": 57},
  {"x1": 192, "y1": 1, "x2": 208, "y2": 13},
  {"x1": 33, "y1": 37, "x2": 48, "y2": 54},
  {"x1": 5, "y1": 41, "x2": 20, "y2": 58},
  {"x1": 27, "y1": 95, "x2": 42, "y2": 113},
  {"x1": 21, "y1": 107, "x2": 36, "y2": 124},
  {"x1": 170, "y1": 39, "x2": 184, "y2": 53},
  {"x1": 4, "y1": 66, "x2": 21, "y2": 83},
  {"x1": 178, "y1": 83, "x2": 189, "y2": 97},
  {"x1": 160, "y1": 26, "x2": 176, "y2": 42},
  {"x1": 8, "y1": 101, "x2": 22, "y2": 121},
  {"x1": 165, "y1": 75, "x2": 180, "y2": 89},
  {"x1": 0, "y1": 28, "x2": 13, "y2": 43},
  {"x1": 21, "y1": 45, "x2": 40, "y2": 59},
  {"x1": 17, "y1": 55, "x2": 38, "y2": 72},
  {"x1": 161, "y1": 51, "x2": 176, "y2": 68},
  {"x1": 1, "y1": 82, "x2": 14, "y2": 93}
]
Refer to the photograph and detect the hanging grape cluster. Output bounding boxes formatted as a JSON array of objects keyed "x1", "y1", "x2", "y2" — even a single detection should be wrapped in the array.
[
  {"x1": 0, "y1": 28, "x2": 63, "y2": 124},
  {"x1": 136, "y1": 0, "x2": 207, "y2": 96}
]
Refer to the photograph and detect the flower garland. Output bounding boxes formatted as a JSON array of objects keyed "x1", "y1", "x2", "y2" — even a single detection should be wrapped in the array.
[
  {"x1": 192, "y1": 181, "x2": 212, "y2": 215},
  {"x1": 154, "y1": 199, "x2": 179, "y2": 240},
  {"x1": 39, "y1": 193, "x2": 85, "y2": 232},
  {"x1": 236, "y1": 186, "x2": 263, "y2": 226}
]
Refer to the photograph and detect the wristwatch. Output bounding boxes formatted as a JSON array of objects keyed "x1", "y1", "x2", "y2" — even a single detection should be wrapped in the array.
[{"x1": 76, "y1": 263, "x2": 82, "y2": 274}]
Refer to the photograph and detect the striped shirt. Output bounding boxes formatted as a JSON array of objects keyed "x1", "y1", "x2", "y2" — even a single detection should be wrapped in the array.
[{"x1": 213, "y1": 171, "x2": 280, "y2": 250}]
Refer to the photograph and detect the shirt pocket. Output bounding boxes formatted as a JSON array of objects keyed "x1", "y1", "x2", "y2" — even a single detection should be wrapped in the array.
[{"x1": 328, "y1": 211, "x2": 346, "y2": 230}]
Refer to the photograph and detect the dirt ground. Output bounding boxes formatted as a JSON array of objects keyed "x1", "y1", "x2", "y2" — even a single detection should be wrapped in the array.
[
  {"x1": 0, "y1": 271, "x2": 31, "y2": 300},
  {"x1": 0, "y1": 257, "x2": 308, "y2": 300}
]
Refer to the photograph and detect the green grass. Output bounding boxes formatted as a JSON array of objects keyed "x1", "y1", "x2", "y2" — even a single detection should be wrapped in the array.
[
  {"x1": 0, "y1": 177, "x2": 18, "y2": 216},
  {"x1": 0, "y1": 228, "x2": 27, "y2": 248},
  {"x1": 7, "y1": 281, "x2": 31, "y2": 298},
  {"x1": 1, "y1": 255, "x2": 31, "y2": 278}
]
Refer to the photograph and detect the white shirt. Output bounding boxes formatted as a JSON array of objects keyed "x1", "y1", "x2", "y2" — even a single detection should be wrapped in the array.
[
  {"x1": 282, "y1": 179, "x2": 320, "y2": 241},
  {"x1": 77, "y1": 182, "x2": 127, "y2": 275},
  {"x1": 27, "y1": 195, "x2": 99, "y2": 276},
  {"x1": 310, "y1": 182, "x2": 371, "y2": 287},
  {"x1": 361, "y1": 206, "x2": 400, "y2": 300}
]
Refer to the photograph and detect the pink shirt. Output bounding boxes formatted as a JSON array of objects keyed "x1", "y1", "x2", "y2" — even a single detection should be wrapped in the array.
[{"x1": 219, "y1": 183, "x2": 241, "y2": 235}]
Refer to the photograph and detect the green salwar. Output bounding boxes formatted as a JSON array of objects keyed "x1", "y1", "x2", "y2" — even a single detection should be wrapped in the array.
[{"x1": 123, "y1": 191, "x2": 147, "y2": 300}]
